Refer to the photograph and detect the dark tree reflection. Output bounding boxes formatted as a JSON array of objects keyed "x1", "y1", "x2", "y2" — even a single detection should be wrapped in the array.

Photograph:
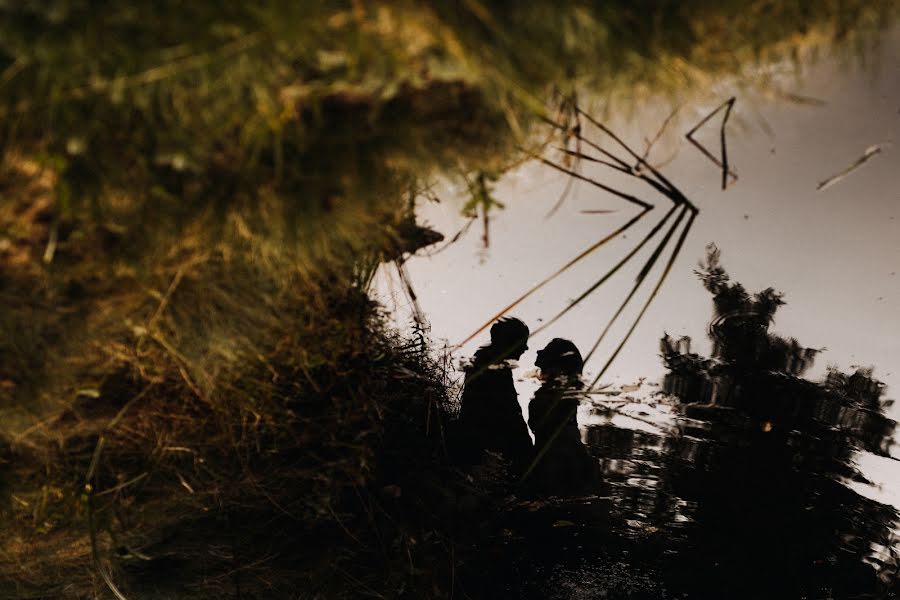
[
  {"x1": 656, "y1": 245, "x2": 899, "y2": 597},
  {"x1": 501, "y1": 246, "x2": 898, "y2": 599}
]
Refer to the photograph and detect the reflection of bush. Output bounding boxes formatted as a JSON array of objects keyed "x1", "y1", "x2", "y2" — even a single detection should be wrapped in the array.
[
  {"x1": 656, "y1": 245, "x2": 899, "y2": 595},
  {"x1": 663, "y1": 245, "x2": 894, "y2": 436}
]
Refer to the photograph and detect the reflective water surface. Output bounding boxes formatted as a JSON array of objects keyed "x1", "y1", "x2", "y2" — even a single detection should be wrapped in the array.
[
  {"x1": 479, "y1": 270, "x2": 899, "y2": 598},
  {"x1": 378, "y1": 24, "x2": 900, "y2": 597}
]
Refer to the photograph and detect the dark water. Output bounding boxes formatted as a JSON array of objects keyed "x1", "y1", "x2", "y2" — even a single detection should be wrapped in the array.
[
  {"x1": 480, "y1": 361, "x2": 899, "y2": 599},
  {"x1": 383, "y1": 27, "x2": 900, "y2": 597},
  {"x1": 450, "y1": 288, "x2": 899, "y2": 598}
]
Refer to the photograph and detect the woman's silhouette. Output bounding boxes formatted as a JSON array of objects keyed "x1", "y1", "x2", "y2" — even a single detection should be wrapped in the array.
[{"x1": 525, "y1": 338, "x2": 596, "y2": 494}]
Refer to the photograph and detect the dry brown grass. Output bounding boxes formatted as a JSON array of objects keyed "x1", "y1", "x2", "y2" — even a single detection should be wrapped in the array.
[{"x1": 0, "y1": 153, "x2": 461, "y2": 599}]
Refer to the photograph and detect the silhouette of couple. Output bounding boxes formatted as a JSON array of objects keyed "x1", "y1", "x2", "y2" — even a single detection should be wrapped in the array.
[{"x1": 456, "y1": 317, "x2": 596, "y2": 493}]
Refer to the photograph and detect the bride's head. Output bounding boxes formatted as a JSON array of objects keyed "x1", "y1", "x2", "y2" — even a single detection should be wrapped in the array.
[{"x1": 535, "y1": 338, "x2": 583, "y2": 380}]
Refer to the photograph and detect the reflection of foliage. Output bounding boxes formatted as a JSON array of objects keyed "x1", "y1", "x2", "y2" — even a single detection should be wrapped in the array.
[
  {"x1": 0, "y1": 286, "x2": 459, "y2": 599},
  {"x1": 654, "y1": 246, "x2": 900, "y2": 597},
  {"x1": 662, "y1": 245, "x2": 895, "y2": 456},
  {"x1": 686, "y1": 243, "x2": 821, "y2": 374},
  {"x1": 463, "y1": 170, "x2": 503, "y2": 249},
  {"x1": 824, "y1": 366, "x2": 891, "y2": 412},
  {"x1": 696, "y1": 243, "x2": 784, "y2": 323},
  {"x1": 1, "y1": 1, "x2": 896, "y2": 266},
  {"x1": 463, "y1": 171, "x2": 504, "y2": 217}
]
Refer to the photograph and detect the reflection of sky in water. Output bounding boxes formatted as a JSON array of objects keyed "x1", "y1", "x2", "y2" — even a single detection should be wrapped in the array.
[{"x1": 376, "y1": 26, "x2": 900, "y2": 505}]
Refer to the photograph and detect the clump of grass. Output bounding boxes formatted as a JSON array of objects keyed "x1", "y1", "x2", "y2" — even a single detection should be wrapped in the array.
[
  {"x1": 0, "y1": 253, "x2": 461, "y2": 599},
  {"x1": 0, "y1": 153, "x2": 467, "y2": 598},
  {"x1": 0, "y1": 1, "x2": 895, "y2": 270}
]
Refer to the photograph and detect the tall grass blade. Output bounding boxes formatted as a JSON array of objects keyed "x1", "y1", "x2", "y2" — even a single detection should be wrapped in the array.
[
  {"x1": 530, "y1": 204, "x2": 679, "y2": 337},
  {"x1": 576, "y1": 108, "x2": 690, "y2": 206},
  {"x1": 557, "y1": 147, "x2": 633, "y2": 174},
  {"x1": 456, "y1": 207, "x2": 650, "y2": 347},
  {"x1": 588, "y1": 209, "x2": 697, "y2": 389},
  {"x1": 563, "y1": 146, "x2": 682, "y2": 208},
  {"x1": 539, "y1": 157, "x2": 654, "y2": 210},
  {"x1": 582, "y1": 205, "x2": 689, "y2": 364}
]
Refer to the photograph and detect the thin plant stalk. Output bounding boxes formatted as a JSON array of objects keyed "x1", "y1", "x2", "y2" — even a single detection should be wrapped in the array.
[
  {"x1": 530, "y1": 203, "x2": 679, "y2": 337},
  {"x1": 455, "y1": 207, "x2": 650, "y2": 348},
  {"x1": 582, "y1": 204, "x2": 689, "y2": 364},
  {"x1": 588, "y1": 208, "x2": 697, "y2": 389},
  {"x1": 538, "y1": 157, "x2": 654, "y2": 210}
]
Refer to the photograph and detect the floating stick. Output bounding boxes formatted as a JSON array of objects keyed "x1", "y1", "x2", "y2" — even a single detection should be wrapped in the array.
[
  {"x1": 589, "y1": 209, "x2": 697, "y2": 390},
  {"x1": 685, "y1": 97, "x2": 738, "y2": 190},
  {"x1": 816, "y1": 143, "x2": 889, "y2": 191}
]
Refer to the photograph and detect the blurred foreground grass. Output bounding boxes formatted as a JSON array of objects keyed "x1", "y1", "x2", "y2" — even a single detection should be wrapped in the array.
[{"x1": 0, "y1": 1, "x2": 898, "y2": 598}]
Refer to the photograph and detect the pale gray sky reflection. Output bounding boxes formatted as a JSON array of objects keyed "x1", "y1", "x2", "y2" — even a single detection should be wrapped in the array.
[
  {"x1": 375, "y1": 29, "x2": 900, "y2": 508},
  {"x1": 385, "y1": 26, "x2": 898, "y2": 403}
]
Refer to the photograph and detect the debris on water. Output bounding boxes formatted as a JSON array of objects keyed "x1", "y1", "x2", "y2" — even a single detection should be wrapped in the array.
[
  {"x1": 816, "y1": 143, "x2": 890, "y2": 191},
  {"x1": 685, "y1": 97, "x2": 738, "y2": 190},
  {"x1": 520, "y1": 499, "x2": 550, "y2": 512},
  {"x1": 620, "y1": 378, "x2": 645, "y2": 393}
]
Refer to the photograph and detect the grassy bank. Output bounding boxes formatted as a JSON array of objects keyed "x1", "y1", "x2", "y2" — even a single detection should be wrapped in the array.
[{"x1": 1, "y1": 2, "x2": 899, "y2": 598}]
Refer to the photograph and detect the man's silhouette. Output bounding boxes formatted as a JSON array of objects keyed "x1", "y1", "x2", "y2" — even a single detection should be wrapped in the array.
[
  {"x1": 456, "y1": 317, "x2": 533, "y2": 469},
  {"x1": 525, "y1": 338, "x2": 596, "y2": 493}
]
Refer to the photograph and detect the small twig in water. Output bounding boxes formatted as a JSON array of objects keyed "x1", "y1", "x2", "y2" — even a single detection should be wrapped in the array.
[
  {"x1": 816, "y1": 143, "x2": 889, "y2": 191},
  {"x1": 455, "y1": 208, "x2": 650, "y2": 348},
  {"x1": 685, "y1": 97, "x2": 738, "y2": 190},
  {"x1": 636, "y1": 104, "x2": 681, "y2": 171}
]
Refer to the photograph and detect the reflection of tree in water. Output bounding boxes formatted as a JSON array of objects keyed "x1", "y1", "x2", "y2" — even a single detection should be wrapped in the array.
[
  {"x1": 496, "y1": 246, "x2": 898, "y2": 599},
  {"x1": 654, "y1": 245, "x2": 899, "y2": 596}
]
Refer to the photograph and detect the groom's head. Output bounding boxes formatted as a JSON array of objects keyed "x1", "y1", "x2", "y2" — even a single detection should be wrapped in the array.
[{"x1": 490, "y1": 317, "x2": 529, "y2": 360}]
